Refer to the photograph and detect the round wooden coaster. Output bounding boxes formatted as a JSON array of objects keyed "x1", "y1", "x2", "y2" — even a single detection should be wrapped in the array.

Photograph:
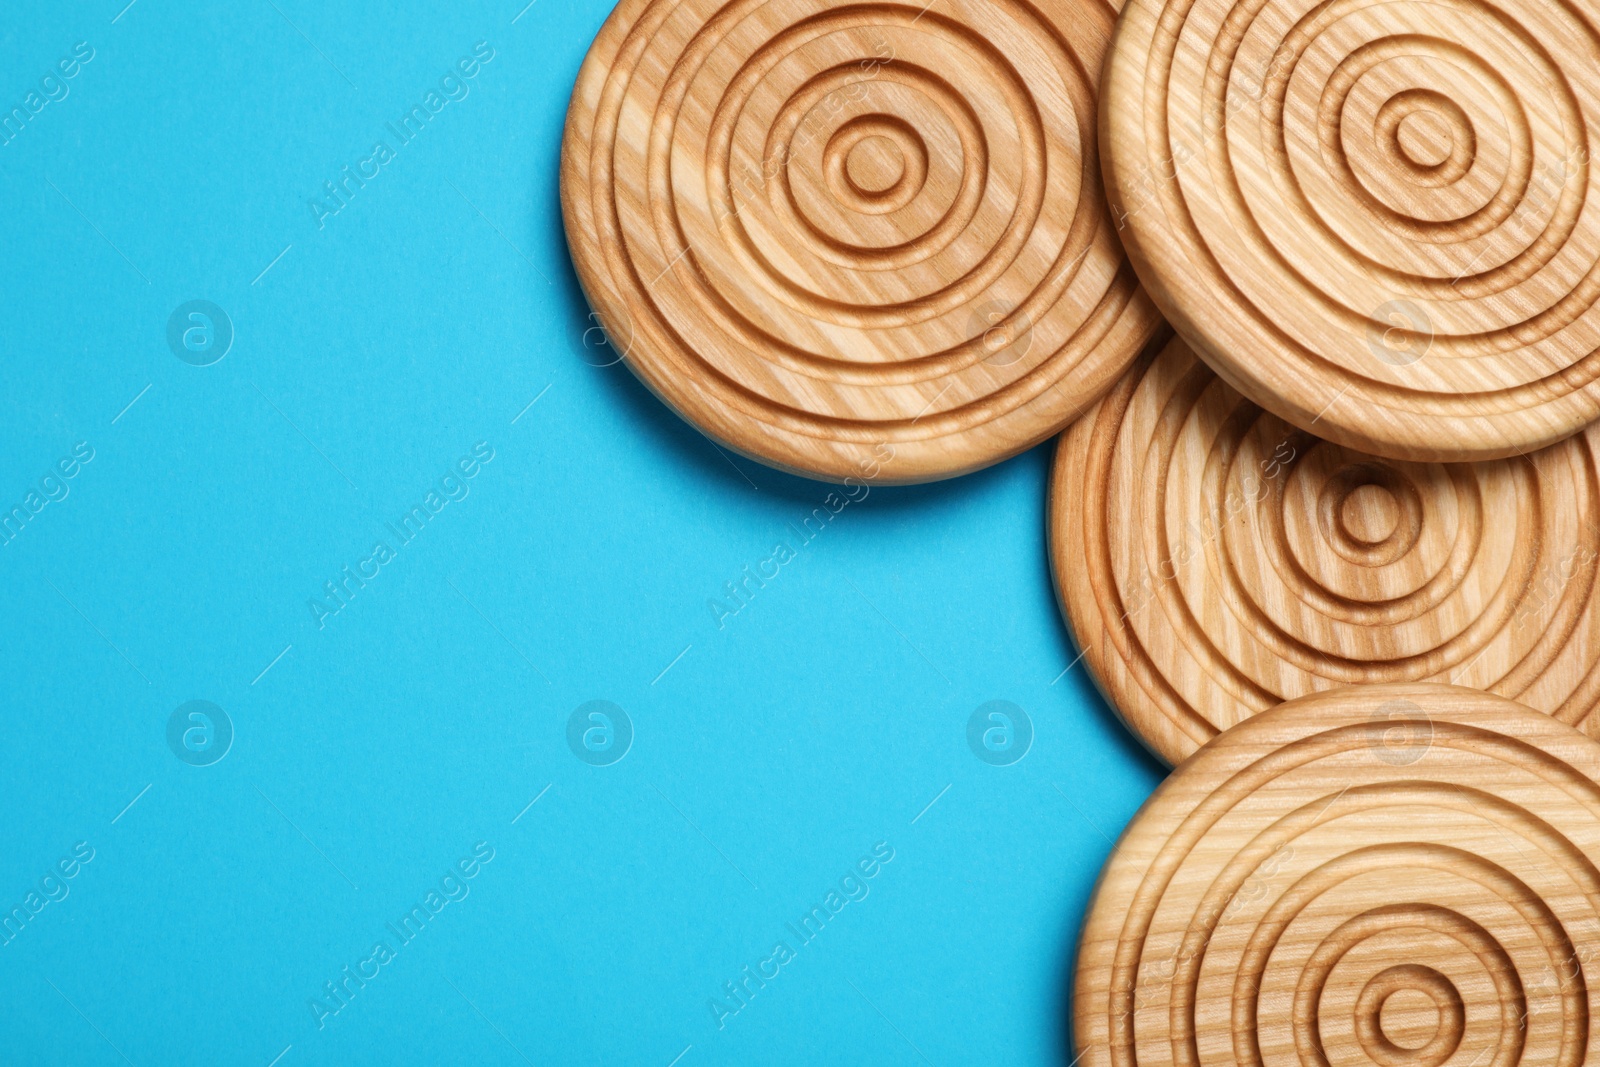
[
  {"x1": 561, "y1": 0, "x2": 1161, "y2": 483},
  {"x1": 1074, "y1": 684, "x2": 1600, "y2": 1067},
  {"x1": 1100, "y1": 0, "x2": 1600, "y2": 462},
  {"x1": 1050, "y1": 336, "x2": 1600, "y2": 766}
]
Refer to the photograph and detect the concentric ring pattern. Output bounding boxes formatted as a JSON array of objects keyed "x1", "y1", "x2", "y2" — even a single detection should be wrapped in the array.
[
  {"x1": 1051, "y1": 338, "x2": 1600, "y2": 765},
  {"x1": 561, "y1": 0, "x2": 1161, "y2": 482},
  {"x1": 1074, "y1": 684, "x2": 1600, "y2": 1067},
  {"x1": 1101, "y1": 0, "x2": 1600, "y2": 461}
]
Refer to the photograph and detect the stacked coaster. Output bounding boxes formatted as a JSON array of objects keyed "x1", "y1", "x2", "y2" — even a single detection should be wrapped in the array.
[
  {"x1": 1050, "y1": 335, "x2": 1600, "y2": 766},
  {"x1": 561, "y1": 0, "x2": 1161, "y2": 483},
  {"x1": 1099, "y1": 0, "x2": 1600, "y2": 462},
  {"x1": 1074, "y1": 684, "x2": 1600, "y2": 1067}
]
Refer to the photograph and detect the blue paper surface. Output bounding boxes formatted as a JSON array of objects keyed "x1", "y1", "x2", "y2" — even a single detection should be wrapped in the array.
[{"x1": 0, "y1": 1, "x2": 1164, "y2": 1062}]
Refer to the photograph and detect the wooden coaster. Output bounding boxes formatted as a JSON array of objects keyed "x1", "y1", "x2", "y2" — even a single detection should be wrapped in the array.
[
  {"x1": 1074, "y1": 684, "x2": 1600, "y2": 1067},
  {"x1": 1051, "y1": 336, "x2": 1600, "y2": 766},
  {"x1": 1100, "y1": 0, "x2": 1600, "y2": 462},
  {"x1": 561, "y1": 0, "x2": 1161, "y2": 483}
]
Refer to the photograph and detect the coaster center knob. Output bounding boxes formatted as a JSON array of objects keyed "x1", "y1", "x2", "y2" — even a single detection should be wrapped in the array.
[
  {"x1": 845, "y1": 134, "x2": 907, "y2": 196},
  {"x1": 1379, "y1": 988, "x2": 1442, "y2": 1051},
  {"x1": 1341, "y1": 482, "x2": 1402, "y2": 544},
  {"x1": 1396, "y1": 109, "x2": 1453, "y2": 168}
]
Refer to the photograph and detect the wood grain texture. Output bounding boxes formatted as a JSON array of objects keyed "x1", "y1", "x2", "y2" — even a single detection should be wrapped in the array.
[
  {"x1": 1050, "y1": 337, "x2": 1600, "y2": 766},
  {"x1": 1099, "y1": 0, "x2": 1600, "y2": 462},
  {"x1": 1074, "y1": 684, "x2": 1600, "y2": 1067},
  {"x1": 560, "y1": 0, "x2": 1162, "y2": 484}
]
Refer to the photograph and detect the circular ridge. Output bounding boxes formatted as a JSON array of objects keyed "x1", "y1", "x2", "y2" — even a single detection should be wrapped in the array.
[
  {"x1": 1050, "y1": 336, "x2": 1600, "y2": 766},
  {"x1": 1101, "y1": 0, "x2": 1600, "y2": 461},
  {"x1": 1073, "y1": 684, "x2": 1600, "y2": 1067},
  {"x1": 1355, "y1": 965, "x2": 1463, "y2": 1065},
  {"x1": 561, "y1": 0, "x2": 1162, "y2": 482}
]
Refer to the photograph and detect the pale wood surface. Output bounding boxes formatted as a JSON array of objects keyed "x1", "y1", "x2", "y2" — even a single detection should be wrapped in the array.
[
  {"x1": 1051, "y1": 337, "x2": 1600, "y2": 766},
  {"x1": 1074, "y1": 683, "x2": 1600, "y2": 1067},
  {"x1": 560, "y1": 0, "x2": 1161, "y2": 483},
  {"x1": 1100, "y1": 0, "x2": 1600, "y2": 462}
]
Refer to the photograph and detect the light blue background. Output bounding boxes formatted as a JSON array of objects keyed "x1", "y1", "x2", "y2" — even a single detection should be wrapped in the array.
[{"x1": 0, "y1": 1, "x2": 1163, "y2": 1063}]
